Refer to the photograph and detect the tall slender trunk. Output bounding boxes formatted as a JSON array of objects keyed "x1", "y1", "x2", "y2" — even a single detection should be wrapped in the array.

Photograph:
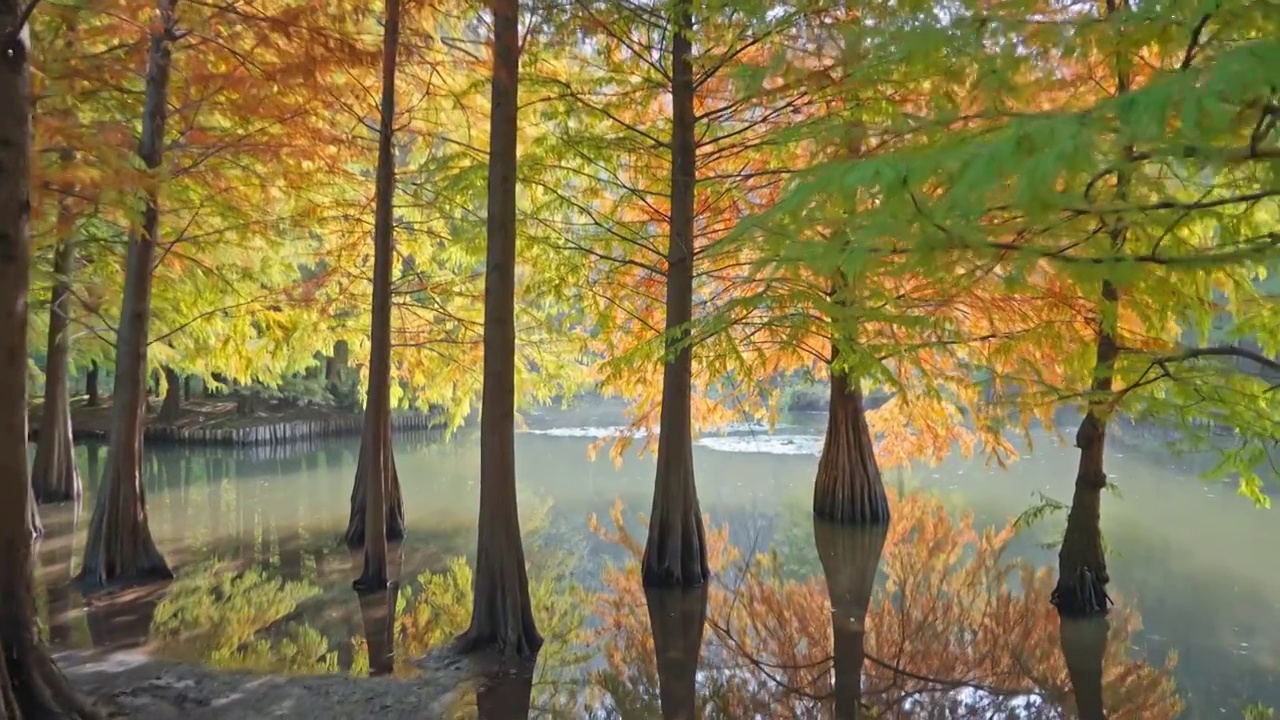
[
  {"x1": 642, "y1": 2, "x2": 708, "y2": 590},
  {"x1": 158, "y1": 366, "x2": 181, "y2": 424},
  {"x1": 814, "y1": 519, "x2": 887, "y2": 719},
  {"x1": 457, "y1": 0, "x2": 541, "y2": 657},
  {"x1": 81, "y1": 0, "x2": 178, "y2": 592},
  {"x1": 1059, "y1": 615, "x2": 1110, "y2": 720},
  {"x1": 0, "y1": 14, "x2": 100, "y2": 716},
  {"x1": 85, "y1": 360, "x2": 100, "y2": 406},
  {"x1": 813, "y1": 348, "x2": 888, "y2": 524},
  {"x1": 645, "y1": 587, "x2": 707, "y2": 720},
  {"x1": 32, "y1": 163, "x2": 81, "y2": 504},
  {"x1": 1053, "y1": 0, "x2": 1129, "y2": 618},
  {"x1": 353, "y1": 0, "x2": 400, "y2": 593}
]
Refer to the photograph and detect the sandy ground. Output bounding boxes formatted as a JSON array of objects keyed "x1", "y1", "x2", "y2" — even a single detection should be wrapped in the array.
[{"x1": 60, "y1": 649, "x2": 478, "y2": 719}]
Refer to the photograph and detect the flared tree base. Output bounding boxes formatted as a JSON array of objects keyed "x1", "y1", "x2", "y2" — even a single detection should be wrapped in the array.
[
  {"x1": 641, "y1": 511, "x2": 709, "y2": 589},
  {"x1": 78, "y1": 556, "x2": 173, "y2": 596},
  {"x1": 0, "y1": 634, "x2": 101, "y2": 720},
  {"x1": 812, "y1": 478, "x2": 891, "y2": 526},
  {"x1": 1051, "y1": 566, "x2": 1112, "y2": 618},
  {"x1": 454, "y1": 621, "x2": 544, "y2": 660},
  {"x1": 344, "y1": 449, "x2": 406, "y2": 549}
]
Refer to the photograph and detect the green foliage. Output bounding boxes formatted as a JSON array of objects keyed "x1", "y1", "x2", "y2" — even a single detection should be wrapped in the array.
[{"x1": 149, "y1": 561, "x2": 338, "y2": 674}]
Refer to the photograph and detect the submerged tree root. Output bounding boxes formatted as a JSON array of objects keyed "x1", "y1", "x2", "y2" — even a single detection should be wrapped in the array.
[{"x1": 1051, "y1": 566, "x2": 1113, "y2": 618}]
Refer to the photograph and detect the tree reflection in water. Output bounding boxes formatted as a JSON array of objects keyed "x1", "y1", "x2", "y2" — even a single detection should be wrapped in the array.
[
  {"x1": 37, "y1": 489, "x2": 1181, "y2": 719},
  {"x1": 587, "y1": 491, "x2": 1182, "y2": 719}
]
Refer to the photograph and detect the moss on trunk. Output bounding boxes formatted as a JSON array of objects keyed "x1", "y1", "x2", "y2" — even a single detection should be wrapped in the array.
[{"x1": 814, "y1": 363, "x2": 889, "y2": 525}]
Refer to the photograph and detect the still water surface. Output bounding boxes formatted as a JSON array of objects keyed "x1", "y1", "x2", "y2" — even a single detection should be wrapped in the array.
[{"x1": 32, "y1": 401, "x2": 1280, "y2": 717}]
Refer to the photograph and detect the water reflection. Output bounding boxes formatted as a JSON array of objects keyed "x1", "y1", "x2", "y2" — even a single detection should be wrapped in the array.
[{"x1": 30, "y1": 417, "x2": 1274, "y2": 714}]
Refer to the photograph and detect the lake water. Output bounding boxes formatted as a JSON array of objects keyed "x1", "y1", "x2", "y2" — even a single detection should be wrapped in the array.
[{"x1": 32, "y1": 400, "x2": 1280, "y2": 718}]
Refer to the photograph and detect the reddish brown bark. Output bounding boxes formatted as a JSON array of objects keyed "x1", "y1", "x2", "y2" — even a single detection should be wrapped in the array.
[
  {"x1": 0, "y1": 14, "x2": 101, "y2": 716},
  {"x1": 80, "y1": 0, "x2": 177, "y2": 592},
  {"x1": 814, "y1": 520, "x2": 887, "y2": 719},
  {"x1": 456, "y1": 0, "x2": 541, "y2": 658},
  {"x1": 641, "y1": 2, "x2": 709, "y2": 590},
  {"x1": 32, "y1": 194, "x2": 81, "y2": 504},
  {"x1": 351, "y1": 0, "x2": 401, "y2": 592},
  {"x1": 813, "y1": 356, "x2": 889, "y2": 525},
  {"x1": 645, "y1": 587, "x2": 708, "y2": 720}
]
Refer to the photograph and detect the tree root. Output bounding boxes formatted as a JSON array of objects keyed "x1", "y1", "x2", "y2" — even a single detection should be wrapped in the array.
[{"x1": 1051, "y1": 566, "x2": 1113, "y2": 617}]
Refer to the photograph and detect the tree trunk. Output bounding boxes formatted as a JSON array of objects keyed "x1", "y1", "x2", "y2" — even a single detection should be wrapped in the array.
[
  {"x1": 645, "y1": 587, "x2": 707, "y2": 720},
  {"x1": 32, "y1": 181, "x2": 81, "y2": 504},
  {"x1": 80, "y1": 0, "x2": 177, "y2": 592},
  {"x1": 456, "y1": 0, "x2": 541, "y2": 658},
  {"x1": 0, "y1": 15, "x2": 101, "y2": 715},
  {"x1": 813, "y1": 359, "x2": 889, "y2": 524},
  {"x1": 352, "y1": 0, "x2": 400, "y2": 593},
  {"x1": 344, "y1": 418, "x2": 405, "y2": 547},
  {"x1": 357, "y1": 586, "x2": 396, "y2": 677},
  {"x1": 1059, "y1": 615, "x2": 1109, "y2": 720},
  {"x1": 814, "y1": 520, "x2": 887, "y2": 720},
  {"x1": 641, "y1": 2, "x2": 709, "y2": 590},
  {"x1": 181, "y1": 374, "x2": 191, "y2": 402},
  {"x1": 1054, "y1": 0, "x2": 1129, "y2": 619},
  {"x1": 1053, "y1": 412, "x2": 1113, "y2": 616},
  {"x1": 159, "y1": 366, "x2": 181, "y2": 424},
  {"x1": 85, "y1": 360, "x2": 99, "y2": 406},
  {"x1": 25, "y1": 485, "x2": 41, "y2": 540}
]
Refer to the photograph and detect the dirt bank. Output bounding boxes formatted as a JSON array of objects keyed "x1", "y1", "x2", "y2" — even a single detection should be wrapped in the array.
[{"x1": 62, "y1": 648, "x2": 481, "y2": 719}]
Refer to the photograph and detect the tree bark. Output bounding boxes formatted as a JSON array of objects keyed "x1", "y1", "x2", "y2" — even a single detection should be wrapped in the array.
[
  {"x1": 158, "y1": 366, "x2": 181, "y2": 424},
  {"x1": 32, "y1": 169, "x2": 81, "y2": 504},
  {"x1": 456, "y1": 0, "x2": 541, "y2": 658},
  {"x1": 0, "y1": 14, "x2": 101, "y2": 716},
  {"x1": 814, "y1": 519, "x2": 887, "y2": 719},
  {"x1": 813, "y1": 356, "x2": 889, "y2": 525},
  {"x1": 645, "y1": 587, "x2": 707, "y2": 720},
  {"x1": 181, "y1": 375, "x2": 191, "y2": 402},
  {"x1": 344, "y1": 415, "x2": 406, "y2": 547},
  {"x1": 352, "y1": 0, "x2": 401, "y2": 593},
  {"x1": 80, "y1": 0, "x2": 177, "y2": 592},
  {"x1": 85, "y1": 360, "x2": 99, "y2": 406},
  {"x1": 641, "y1": 1, "x2": 709, "y2": 590},
  {"x1": 1058, "y1": 615, "x2": 1109, "y2": 720},
  {"x1": 1053, "y1": 0, "x2": 1128, "y2": 617}
]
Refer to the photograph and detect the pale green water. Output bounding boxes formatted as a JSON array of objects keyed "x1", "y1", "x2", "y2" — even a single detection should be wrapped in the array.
[{"x1": 31, "y1": 400, "x2": 1280, "y2": 717}]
